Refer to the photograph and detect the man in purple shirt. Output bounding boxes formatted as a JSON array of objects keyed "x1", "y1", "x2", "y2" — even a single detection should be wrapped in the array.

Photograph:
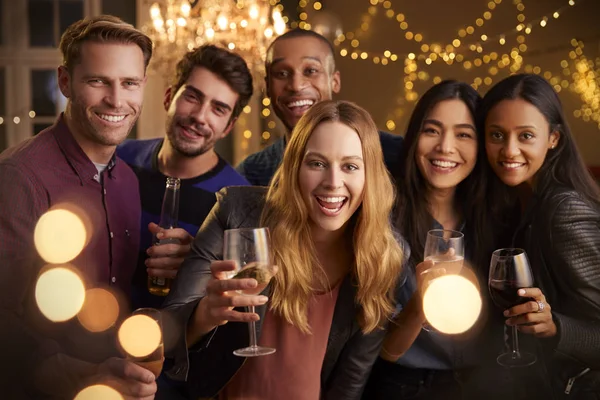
[{"x1": 0, "y1": 15, "x2": 157, "y2": 399}]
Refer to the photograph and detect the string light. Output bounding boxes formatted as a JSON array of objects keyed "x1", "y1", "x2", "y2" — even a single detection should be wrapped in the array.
[
  {"x1": 570, "y1": 40, "x2": 600, "y2": 128},
  {"x1": 373, "y1": 0, "x2": 585, "y2": 132},
  {"x1": 333, "y1": 0, "x2": 577, "y2": 74}
]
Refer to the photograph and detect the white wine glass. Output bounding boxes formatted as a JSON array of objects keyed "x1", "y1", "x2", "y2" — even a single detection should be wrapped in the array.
[
  {"x1": 224, "y1": 228, "x2": 276, "y2": 357},
  {"x1": 421, "y1": 229, "x2": 465, "y2": 331}
]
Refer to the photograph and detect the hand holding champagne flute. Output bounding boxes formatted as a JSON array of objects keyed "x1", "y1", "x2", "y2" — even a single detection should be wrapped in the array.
[{"x1": 118, "y1": 308, "x2": 164, "y2": 378}]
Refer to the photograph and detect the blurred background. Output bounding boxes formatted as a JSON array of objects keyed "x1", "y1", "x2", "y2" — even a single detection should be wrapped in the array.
[{"x1": 0, "y1": 0, "x2": 598, "y2": 177}]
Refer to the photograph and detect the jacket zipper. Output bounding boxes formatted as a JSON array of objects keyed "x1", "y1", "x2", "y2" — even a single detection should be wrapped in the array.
[{"x1": 564, "y1": 367, "x2": 590, "y2": 394}]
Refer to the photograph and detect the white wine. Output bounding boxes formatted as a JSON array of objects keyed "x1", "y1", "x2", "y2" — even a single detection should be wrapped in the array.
[
  {"x1": 424, "y1": 255, "x2": 464, "y2": 275},
  {"x1": 231, "y1": 262, "x2": 274, "y2": 296}
]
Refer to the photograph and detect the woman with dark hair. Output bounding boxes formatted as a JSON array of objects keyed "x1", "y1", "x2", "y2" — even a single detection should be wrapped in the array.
[
  {"x1": 364, "y1": 80, "x2": 496, "y2": 399},
  {"x1": 480, "y1": 73, "x2": 600, "y2": 397}
]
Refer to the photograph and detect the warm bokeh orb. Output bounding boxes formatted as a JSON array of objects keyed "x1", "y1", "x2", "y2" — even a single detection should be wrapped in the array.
[
  {"x1": 34, "y1": 209, "x2": 86, "y2": 264},
  {"x1": 423, "y1": 274, "x2": 482, "y2": 334},
  {"x1": 118, "y1": 314, "x2": 162, "y2": 358},
  {"x1": 77, "y1": 288, "x2": 120, "y2": 332},
  {"x1": 74, "y1": 385, "x2": 123, "y2": 400},
  {"x1": 35, "y1": 266, "x2": 85, "y2": 322}
]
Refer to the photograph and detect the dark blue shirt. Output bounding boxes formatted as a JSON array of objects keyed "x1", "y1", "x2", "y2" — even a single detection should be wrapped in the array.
[
  {"x1": 236, "y1": 131, "x2": 404, "y2": 186},
  {"x1": 117, "y1": 138, "x2": 249, "y2": 309}
]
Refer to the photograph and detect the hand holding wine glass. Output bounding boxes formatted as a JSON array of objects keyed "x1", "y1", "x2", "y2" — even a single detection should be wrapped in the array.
[
  {"x1": 423, "y1": 229, "x2": 465, "y2": 276},
  {"x1": 488, "y1": 248, "x2": 538, "y2": 367},
  {"x1": 421, "y1": 229, "x2": 465, "y2": 331},
  {"x1": 224, "y1": 227, "x2": 277, "y2": 357},
  {"x1": 503, "y1": 287, "x2": 556, "y2": 338},
  {"x1": 197, "y1": 260, "x2": 271, "y2": 331}
]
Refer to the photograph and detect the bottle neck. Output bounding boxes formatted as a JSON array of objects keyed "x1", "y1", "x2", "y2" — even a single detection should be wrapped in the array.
[{"x1": 158, "y1": 177, "x2": 180, "y2": 229}]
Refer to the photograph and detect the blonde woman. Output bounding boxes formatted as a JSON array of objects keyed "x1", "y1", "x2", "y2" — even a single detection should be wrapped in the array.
[{"x1": 161, "y1": 100, "x2": 405, "y2": 399}]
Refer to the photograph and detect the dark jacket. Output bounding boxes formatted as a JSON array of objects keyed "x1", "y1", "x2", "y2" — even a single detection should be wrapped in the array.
[
  {"x1": 514, "y1": 186, "x2": 600, "y2": 398},
  {"x1": 161, "y1": 186, "x2": 390, "y2": 400}
]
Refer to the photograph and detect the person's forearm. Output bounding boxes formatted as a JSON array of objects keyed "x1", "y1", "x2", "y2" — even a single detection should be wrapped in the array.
[
  {"x1": 380, "y1": 294, "x2": 425, "y2": 361},
  {"x1": 33, "y1": 353, "x2": 98, "y2": 398},
  {"x1": 186, "y1": 297, "x2": 218, "y2": 347}
]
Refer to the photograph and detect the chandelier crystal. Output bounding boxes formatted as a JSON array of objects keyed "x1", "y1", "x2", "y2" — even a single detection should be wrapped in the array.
[{"x1": 142, "y1": 0, "x2": 287, "y2": 78}]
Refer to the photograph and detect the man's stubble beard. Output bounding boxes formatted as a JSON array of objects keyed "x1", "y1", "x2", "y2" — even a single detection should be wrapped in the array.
[
  {"x1": 67, "y1": 93, "x2": 137, "y2": 146},
  {"x1": 165, "y1": 117, "x2": 215, "y2": 158}
]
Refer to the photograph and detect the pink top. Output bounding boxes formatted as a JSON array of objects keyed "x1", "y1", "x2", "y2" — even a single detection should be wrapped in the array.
[{"x1": 220, "y1": 284, "x2": 341, "y2": 400}]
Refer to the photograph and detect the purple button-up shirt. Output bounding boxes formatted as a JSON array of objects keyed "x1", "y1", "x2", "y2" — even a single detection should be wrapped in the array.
[{"x1": 0, "y1": 114, "x2": 140, "y2": 395}]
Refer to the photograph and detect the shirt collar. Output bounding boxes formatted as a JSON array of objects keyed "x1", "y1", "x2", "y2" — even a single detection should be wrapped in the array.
[{"x1": 53, "y1": 113, "x2": 118, "y2": 184}]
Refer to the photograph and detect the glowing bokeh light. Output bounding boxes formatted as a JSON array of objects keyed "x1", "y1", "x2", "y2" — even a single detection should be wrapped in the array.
[
  {"x1": 74, "y1": 385, "x2": 123, "y2": 400},
  {"x1": 423, "y1": 275, "x2": 482, "y2": 334},
  {"x1": 77, "y1": 288, "x2": 120, "y2": 332},
  {"x1": 35, "y1": 267, "x2": 85, "y2": 322},
  {"x1": 34, "y1": 209, "x2": 86, "y2": 264},
  {"x1": 118, "y1": 314, "x2": 162, "y2": 358}
]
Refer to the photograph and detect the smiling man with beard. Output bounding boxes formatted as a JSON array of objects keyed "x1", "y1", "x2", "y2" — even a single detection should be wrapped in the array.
[
  {"x1": 117, "y1": 45, "x2": 252, "y2": 311},
  {"x1": 236, "y1": 29, "x2": 404, "y2": 186}
]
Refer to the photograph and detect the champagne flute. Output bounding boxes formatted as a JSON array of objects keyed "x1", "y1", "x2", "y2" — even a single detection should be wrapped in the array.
[
  {"x1": 422, "y1": 229, "x2": 465, "y2": 331},
  {"x1": 488, "y1": 248, "x2": 536, "y2": 367},
  {"x1": 224, "y1": 228, "x2": 276, "y2": 357},
  {"x1": 123, "y1": 308, "x2": 164, "y2": 378}
]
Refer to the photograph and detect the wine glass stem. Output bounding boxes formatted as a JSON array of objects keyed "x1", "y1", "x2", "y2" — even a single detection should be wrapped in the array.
[
  {"x1": 248, "y1": 305, "x2": 258, "y2": 348},
  {"x1": 510, "y1": 325, "x2": 521, "y2": 359}
]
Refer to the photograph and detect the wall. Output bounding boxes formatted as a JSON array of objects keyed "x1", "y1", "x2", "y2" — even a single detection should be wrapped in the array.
[{"x1": 322, "y1": 0, "x2": 600, "y2": 165}]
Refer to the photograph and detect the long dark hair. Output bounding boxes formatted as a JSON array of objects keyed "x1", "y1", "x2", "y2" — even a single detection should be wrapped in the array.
[
  {"x1": 477, "y1": 73, "x2": 600, "y2": 206},
  {"x1": 394, "y1": 80, "x2": 493, "y2": 269}
]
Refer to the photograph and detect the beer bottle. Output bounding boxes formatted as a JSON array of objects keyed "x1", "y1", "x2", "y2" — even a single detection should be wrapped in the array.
[{"x1": 148, "y1": 177, "x2": 180, "y2": 296}]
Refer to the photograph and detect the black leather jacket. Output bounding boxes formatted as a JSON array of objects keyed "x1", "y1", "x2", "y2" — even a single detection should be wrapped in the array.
[
  {"x1": 513, "y1": 186, "x2": 600, "y2": 397},
  {"x1": 161, "y1": 186, "x2": 390, "y2": 400}
]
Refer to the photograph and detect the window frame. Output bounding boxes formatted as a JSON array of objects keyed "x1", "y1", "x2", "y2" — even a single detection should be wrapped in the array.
[{"x1": 0, "y1": 0, "x2": 100, "y2": 147}]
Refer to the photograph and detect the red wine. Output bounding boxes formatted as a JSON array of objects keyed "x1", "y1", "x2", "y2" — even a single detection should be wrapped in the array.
[{"x1": 489, "y1": 279, "x2": 531, "y2": 310}]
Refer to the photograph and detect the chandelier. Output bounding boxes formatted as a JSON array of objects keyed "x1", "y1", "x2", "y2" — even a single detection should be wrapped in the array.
[{"x1": 142, "y1": 0, "x2": 287, "y2": 78}]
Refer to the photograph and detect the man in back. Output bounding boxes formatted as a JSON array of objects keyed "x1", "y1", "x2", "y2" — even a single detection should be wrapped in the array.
[
  {"x1": 236, "y1": 29, "x2": 403, "y2": 186},
  {"x1": 0, "y1": 15, "x2": 156, "y2": 399},
  {"x1": 117, "y1": 44, "x2": 252, "y2": 310}
]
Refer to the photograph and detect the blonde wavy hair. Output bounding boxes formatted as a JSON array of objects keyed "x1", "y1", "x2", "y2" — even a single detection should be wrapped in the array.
[{"x1": 261, "y1": 100, "x2": 404, "y2": 334}]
